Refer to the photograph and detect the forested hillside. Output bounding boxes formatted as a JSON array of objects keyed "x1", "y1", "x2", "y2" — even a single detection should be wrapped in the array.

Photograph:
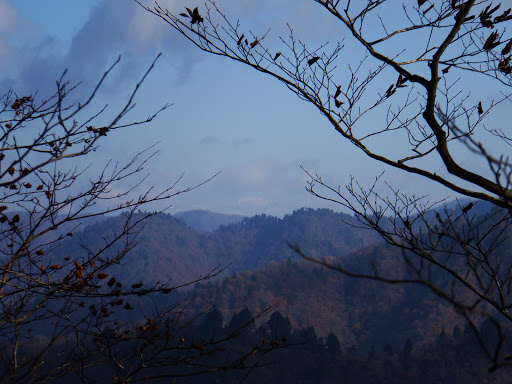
[
  {"x1": 43, "y1": 205, "x2": 512, "y2": 382},
  {"x1": 52, "y1": 208, "x2": 380, "y2": 285},
  {"x1": 188, "y1": 245, "x2": 463, "y2": 348},
  {"x1": 174, "y1": 308, "x2": 510, "y2": 384}
]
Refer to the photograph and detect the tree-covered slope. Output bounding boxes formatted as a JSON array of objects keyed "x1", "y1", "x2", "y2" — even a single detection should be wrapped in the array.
[{"x1": 50, "y1": 208, "x2": 380, "y2": 285}]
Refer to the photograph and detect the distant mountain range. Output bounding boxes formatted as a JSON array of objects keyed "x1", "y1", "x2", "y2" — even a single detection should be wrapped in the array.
[
  {"x1": 52, "y1": 208, "x2": 381, "y2": 286},
  {"x1": 45, "y1": 203, "x2": 505, "y2": 353},
  {"x1": 174, "y1": 209, "x2": 246, "y2": 232},
  {"x1": 13, "y1": 203, "x2": 510, "y2": 382}
]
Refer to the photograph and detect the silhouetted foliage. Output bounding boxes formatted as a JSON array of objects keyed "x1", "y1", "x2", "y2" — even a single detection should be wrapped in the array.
[{"x1": 0, "y1": 57, "x2": 279, "y2": 383}]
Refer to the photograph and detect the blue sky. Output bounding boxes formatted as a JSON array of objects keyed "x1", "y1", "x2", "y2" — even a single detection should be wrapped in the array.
[{"x1": 0, "y1": 0, "x2": 495, "y2": 216}]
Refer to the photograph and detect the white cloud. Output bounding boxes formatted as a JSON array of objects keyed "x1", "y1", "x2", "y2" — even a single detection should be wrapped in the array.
[{"x1": 230, "y1": 159, "x2": 276, "y2": 188}]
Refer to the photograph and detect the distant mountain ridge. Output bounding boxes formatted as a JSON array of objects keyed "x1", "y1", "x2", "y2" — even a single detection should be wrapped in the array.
[
  {"x1": 51, "y1": 208, "x2": 381, "y2": 285},
  {"x1": 31, "y1": 202, "x2": 511, "y2": 383},
  {"x1": 174, "y1": 209, "x2": 245, "y2": 232},
  {"x1": 48, "y1": 200, "x2": 497, "y2": 287},
  {"x1": 43, "y1": 203, "x2": 507, "y2": 355}
]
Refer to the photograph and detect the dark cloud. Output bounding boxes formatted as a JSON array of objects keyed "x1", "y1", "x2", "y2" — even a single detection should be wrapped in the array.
[{"x1": 2, "y1": 0, "x2": 201, "y2": 98}]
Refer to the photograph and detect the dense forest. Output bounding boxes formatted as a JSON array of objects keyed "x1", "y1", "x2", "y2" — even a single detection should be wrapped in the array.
[
  {"x1": 40, "y1": 206, "x2": 512, "y2": 382},
  {"x1": 174, "y1": 308, "x2": 511, "y2": 384}
]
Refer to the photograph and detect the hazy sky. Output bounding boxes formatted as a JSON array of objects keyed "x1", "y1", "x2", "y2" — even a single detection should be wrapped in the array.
[{"x1": 1, "y1": 0, "x2": 502, "y2": 216}]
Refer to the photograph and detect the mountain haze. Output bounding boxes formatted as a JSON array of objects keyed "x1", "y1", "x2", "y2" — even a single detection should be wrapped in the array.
[{"x1": 174, "y1": 209, "x2": 245, "y2": 232}]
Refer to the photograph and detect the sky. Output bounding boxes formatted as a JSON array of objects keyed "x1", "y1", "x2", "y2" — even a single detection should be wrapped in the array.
[{"x1": 1, "y1": 0, "x2": 506, "y2": 217}]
